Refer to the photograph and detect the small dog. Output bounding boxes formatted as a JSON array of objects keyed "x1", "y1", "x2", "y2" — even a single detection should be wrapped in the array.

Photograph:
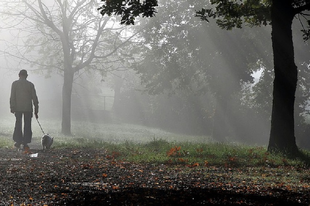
[{"x1": 41, "y1": 134, "x2": 53, "y2": 150}]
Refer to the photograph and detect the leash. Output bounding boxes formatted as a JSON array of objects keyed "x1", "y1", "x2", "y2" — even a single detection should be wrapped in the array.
[{"x1": 36, "y1": 118, "x2": 45, "y2": 135}]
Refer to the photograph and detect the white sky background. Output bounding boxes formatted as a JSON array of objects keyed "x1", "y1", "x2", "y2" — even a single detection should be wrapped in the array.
[{"x1": 251, "y1": 68, "x2": 263, "y2": 84}]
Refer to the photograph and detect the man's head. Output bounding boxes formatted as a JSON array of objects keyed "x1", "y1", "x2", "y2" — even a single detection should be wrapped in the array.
[{"x1": 19, "y1": 70, "x2": 28, "y2": 78}]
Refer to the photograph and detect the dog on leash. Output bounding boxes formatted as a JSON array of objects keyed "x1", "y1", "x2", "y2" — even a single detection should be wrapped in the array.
[{"x1": 41, "y1": 134, "x2": 53, "y2": 150}]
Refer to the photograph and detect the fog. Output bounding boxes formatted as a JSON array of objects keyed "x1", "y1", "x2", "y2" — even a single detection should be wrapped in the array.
[
  {"x1": 1, "y1": 0, "x2": 310, "y2": 149},
  {"x1": 0, "y1": 69, "x2": 62, "y2": 119}
]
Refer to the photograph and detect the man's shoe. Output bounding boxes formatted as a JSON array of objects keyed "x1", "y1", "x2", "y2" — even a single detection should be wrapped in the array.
[
  {"x1": 14, "y1": 142, "x2": 21, "y2": 149},
  {"x1": 23, "y1": 144, "x2": 30, "y2": 151}
]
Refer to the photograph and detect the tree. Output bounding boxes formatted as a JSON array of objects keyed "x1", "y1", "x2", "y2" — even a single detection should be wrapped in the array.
[
  {"x1": 99, "y1": 0, "x2": 310, "y2": 154},
  {"x1": 241, "y1": 20, "x2": 310, "y2": 147},
  {"x1": 133, "y1": 0, "x2": 270, "y2": 141},
  {"x1": 1, "y1": 0, "x2": 139, "y2": 135}
]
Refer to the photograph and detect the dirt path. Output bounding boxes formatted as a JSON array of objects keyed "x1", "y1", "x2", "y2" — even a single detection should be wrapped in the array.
[{"x1": 0, "y1": 147, "x2": 309, "y2": 205}]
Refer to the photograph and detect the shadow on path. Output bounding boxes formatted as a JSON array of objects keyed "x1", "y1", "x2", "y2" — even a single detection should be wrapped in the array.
[{"x1": 61, "y1": 187, "x2": 308, "y2": 205}]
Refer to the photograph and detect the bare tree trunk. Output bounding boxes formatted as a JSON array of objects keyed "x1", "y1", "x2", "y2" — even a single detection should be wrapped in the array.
[
  {"x1": 61, "y1": 68, "x2": 74, "y2": 135},
  {"x1": 268, "y1": 0, "x2": 298, "y2": 153}
]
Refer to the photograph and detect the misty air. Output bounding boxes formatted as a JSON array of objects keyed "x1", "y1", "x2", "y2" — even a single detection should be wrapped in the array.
[{"x1": 0, "y1": 0, "x2": 310, "y2": 205}]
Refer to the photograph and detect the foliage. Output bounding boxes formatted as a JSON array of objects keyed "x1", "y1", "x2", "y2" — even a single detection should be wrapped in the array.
[
  {"x1": 127, "y1": 0, "x2": 276, "y2": 141},
  {"x1": 98, "y1": 0, "x2": 271, "y2": 28},
  {"x1": 99, "y1": 0, "x2": 310, "y2": 41},
  {"x1": 196, "y1": 0, "x2": 271, "y2": 28},
  {"x1": 135, "y1": 0, "x2": 257, "y2": 95},
  {"x1": 98, "y1": 0, "x2": 158, "y2": 25},
  {"x1": 99, "y1": 0, "x2": 310, "y2": 153}
]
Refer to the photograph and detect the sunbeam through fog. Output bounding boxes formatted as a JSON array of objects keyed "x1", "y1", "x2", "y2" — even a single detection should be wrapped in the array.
[{"x1": 0, "y1": 0, "x2": 310, "y2": 149}]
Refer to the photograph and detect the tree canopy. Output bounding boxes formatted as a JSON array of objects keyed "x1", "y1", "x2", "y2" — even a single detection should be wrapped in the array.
[{"x1": 99, "y1": 0, "x2": 310, "y2": 154}]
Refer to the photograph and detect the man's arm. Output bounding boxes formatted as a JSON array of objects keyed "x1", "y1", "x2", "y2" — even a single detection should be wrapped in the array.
[
  {"x1": 32, "y1": 84, "x2": 39, "y2": 119},
  {"x1": 10, "y1": 82, "x2": 16, "y2": 113}
]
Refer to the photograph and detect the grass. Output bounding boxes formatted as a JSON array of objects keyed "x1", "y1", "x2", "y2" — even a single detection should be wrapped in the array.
[
  {"x1": 102, "y1": 140, "x2": 310, "y2": 168},
  {"x1": 3, "y1": 118, "x2": 310, "y2": 199},
  {"x1": 1, "y1": 117, "x2": 310, "y2": 168},
  {"x1": 0, "y1": 116, "x2": 207, "y2": 144}
]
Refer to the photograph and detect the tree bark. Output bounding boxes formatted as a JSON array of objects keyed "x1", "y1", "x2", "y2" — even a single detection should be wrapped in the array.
[
  {"x1": 61, "y1": 76, "x2": 73, "y2": 136},
  {"x1": 268, "y1": 0, "x2": 298, "y2": 153},
  {"x1": 61, "y1": 27, "x2": 74, "y2": 135},
  {"x1": 61, "y1": 68, "x2": 74, "y2": 135}
]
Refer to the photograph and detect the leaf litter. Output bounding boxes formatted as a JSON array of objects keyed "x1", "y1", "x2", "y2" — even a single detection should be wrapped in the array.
[{"x1": 0, "y1": 147, "x2": 309, "y2": 205}]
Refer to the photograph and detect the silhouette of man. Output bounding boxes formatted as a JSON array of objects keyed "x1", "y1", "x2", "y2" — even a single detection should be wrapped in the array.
[{"x1": 10, "y1": 70, "x2": 39, "y2": 150}]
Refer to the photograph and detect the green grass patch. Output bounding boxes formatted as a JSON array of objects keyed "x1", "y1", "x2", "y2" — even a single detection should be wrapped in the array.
[
  {"x1": 102, "y1": 139, "x2": 310, "y2": 168},
  {"x1": 1, "y1": 118, "x2": 310, "y2": 168}
]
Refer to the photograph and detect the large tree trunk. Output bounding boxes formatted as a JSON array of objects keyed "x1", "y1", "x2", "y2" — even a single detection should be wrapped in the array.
[
  {"x1": 60, "y1": 24, "x2": 74, "y2": 135},
  {"x1": 268, "y1": 0, "x2": 298, "y2": 153},
  {"x1": 61, "y1": 68, "x2": 74, "y2": 135}
]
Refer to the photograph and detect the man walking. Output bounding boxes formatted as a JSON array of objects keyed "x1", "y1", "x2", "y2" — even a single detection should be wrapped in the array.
[{"x1": 10, "y1": 70, "x2": 39, "y2": 150}]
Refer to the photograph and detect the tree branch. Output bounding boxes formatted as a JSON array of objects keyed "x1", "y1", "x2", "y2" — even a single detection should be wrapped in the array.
[{"x1": 294, "y1": 3, "x2": 310, "y2": 15}]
